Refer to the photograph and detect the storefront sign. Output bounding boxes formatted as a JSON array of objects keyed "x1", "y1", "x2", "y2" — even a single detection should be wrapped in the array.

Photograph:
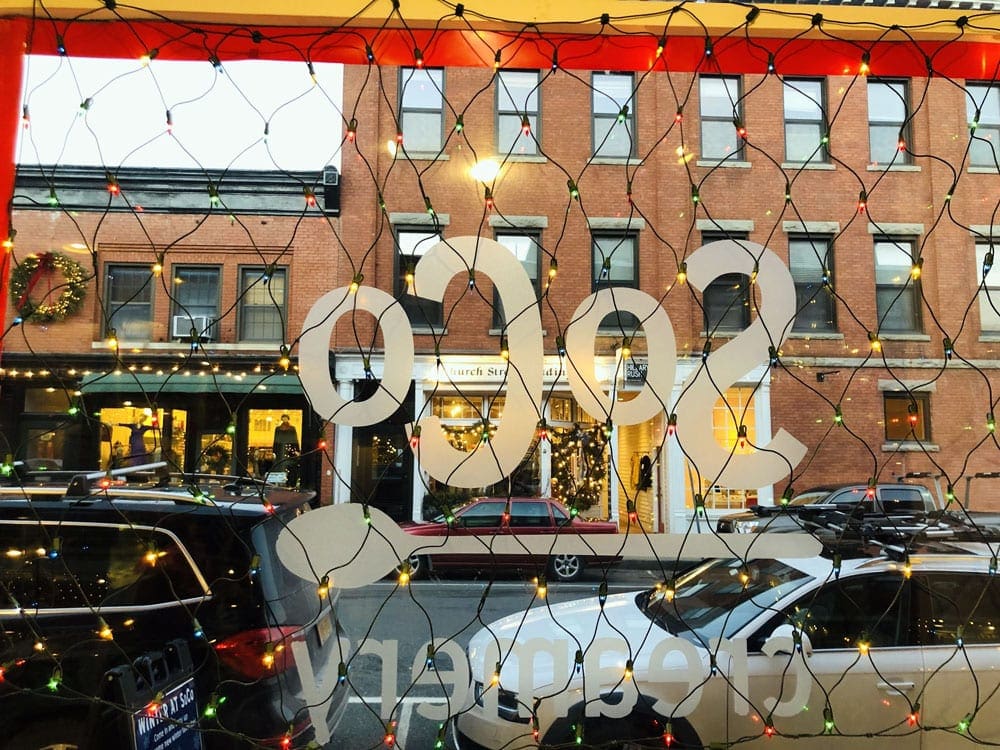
[{"x1": 299, "y1": 237, "x2": 806, "y2": 490}]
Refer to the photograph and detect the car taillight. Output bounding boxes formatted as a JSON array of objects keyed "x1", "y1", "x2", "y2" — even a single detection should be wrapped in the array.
[{"x1": 214, "y1": 626, "x2": 301, "y2": 680}]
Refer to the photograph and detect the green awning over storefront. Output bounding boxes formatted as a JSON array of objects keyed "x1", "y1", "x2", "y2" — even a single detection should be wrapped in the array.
[{"x1": 80, "y1": 371, "x2": 303, "y2": 395}]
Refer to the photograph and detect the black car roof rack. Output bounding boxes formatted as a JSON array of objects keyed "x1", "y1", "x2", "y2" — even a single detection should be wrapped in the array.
[{"x1": 65, "y1": 462, "x2": 169, "y2": 496}]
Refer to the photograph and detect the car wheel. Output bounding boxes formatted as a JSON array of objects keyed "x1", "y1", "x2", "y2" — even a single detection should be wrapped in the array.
[
  {"x1": 549, "y1": 553, "x2": 583, "y2": 582},
  {"x1": 398, "y1": 554, "x2": 429, "y2": 580},
  {"x1": 9, "y1": 718, "x2": 84, "y2": 750}
]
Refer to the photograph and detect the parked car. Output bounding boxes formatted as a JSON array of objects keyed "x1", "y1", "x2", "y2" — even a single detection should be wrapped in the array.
[
  {"x1": 398, "y1": 497, "x2": 619, "y2": 581},
  {"x1": 457, "y1": 536, "x2": 1000, "y2": 749},
  {"x1": 0, "y1": 468, "x2": 346, "y2": 749},
  {"x1": 716, "y1": 482, "x2": 939, "y2": 533}
]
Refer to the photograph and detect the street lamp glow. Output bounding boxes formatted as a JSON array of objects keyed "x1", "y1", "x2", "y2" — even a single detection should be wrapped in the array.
[{"x1": 470, "y1": 158, "x2": 500, "y2": 182}]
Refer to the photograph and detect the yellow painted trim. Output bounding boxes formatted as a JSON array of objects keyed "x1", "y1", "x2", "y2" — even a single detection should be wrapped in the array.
[{"x1": 0, "y1": 0, "x2": 994, "y2": 40}]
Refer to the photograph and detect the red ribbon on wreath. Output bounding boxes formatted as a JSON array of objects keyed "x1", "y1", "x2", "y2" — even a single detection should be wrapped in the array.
[{"x1": 15, "y1": 252, "x2": 55, "y2": 310}]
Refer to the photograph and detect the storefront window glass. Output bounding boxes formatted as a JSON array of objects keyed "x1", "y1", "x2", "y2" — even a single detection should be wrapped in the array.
[
  {"x1": 247, "y1": 409, "x2": 302, "y2": 480},
  {"x1": 685, "y1": 386, "x2": 758, "y2": 511}
]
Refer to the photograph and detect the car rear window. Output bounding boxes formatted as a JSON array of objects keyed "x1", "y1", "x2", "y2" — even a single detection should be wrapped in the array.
[
  {"x1": 0, "y1": 521, "x2": 204, "y2": 610},
  {"x1": 880, "y1": 487, "x2": 928, "y2": 511}
]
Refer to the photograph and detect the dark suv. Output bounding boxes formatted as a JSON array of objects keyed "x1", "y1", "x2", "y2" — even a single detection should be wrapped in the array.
[
  {"x1": 0, "y1": 467, "x2": 346, "y2": 749},
  {"x1": 716, "y1": 482, "x2": 939, "y2": 533}
]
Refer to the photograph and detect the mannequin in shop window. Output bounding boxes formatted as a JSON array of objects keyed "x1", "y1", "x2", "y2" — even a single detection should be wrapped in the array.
[
  {"x1": 119, "y1": 414, "x2": 154, "y2": 466},
  {"x1": 272, "y1": 414, "x2": 300, "y2": 487}
]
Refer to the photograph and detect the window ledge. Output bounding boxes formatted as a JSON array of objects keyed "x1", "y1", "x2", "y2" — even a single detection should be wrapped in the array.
[
  {"x1": 411, "y1": 327, "x2": 447, "y2": 335},
  {"x1": 398, "y1": 152, "x2": 450, "y2": 162},
  {"x1": 505, "y1": 155, "x2": 547, "y2": 163},
  {"x1": 866, "y1": 164, "x2": 920, "y2": 172},
  {"x1": 880, "y1": 333, "x2": 931, "y2": 342},
  {"x1": 696, "y1": 159, "x2": 751, "y2": 169},
  {"x1": 979, "y1": 334, "x2": 1000, "y2": 342},
  {"x1": 968, "y1": 166, "x2": 1000, "y2": 175},
  {"x1": 596, "y1": 330, "x2": 647, "y2": 338},
  {"x1": 489, "y1": 328, "x2": 548, "y2": 337},
  {"x1": 590, "y1": 157, "x2": 643, "y2": 166},
  {"x1": 780, "y1": 162, "x2": 835, "y2": 171},
  {"x1": 699, "y1": 331, "x2": 742, "y2": 339},
  {"x1": 787, "y1": 331, "x2": 844, "y2": 340},
  {"x1": 882, "y1": 441, "x2": 940, "y2": 453},
  {"x1": 92, "y1": 341, "x2": 282, "y2": 352}
]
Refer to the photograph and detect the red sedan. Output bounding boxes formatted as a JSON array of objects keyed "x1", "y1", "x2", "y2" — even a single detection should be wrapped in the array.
[{"x1": 399, "y1": 497, "x2": 620, "y2": 581}]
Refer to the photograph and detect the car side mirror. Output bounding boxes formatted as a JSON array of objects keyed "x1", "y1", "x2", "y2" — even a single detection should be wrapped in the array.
[{"x1": 764, "y1": 623, "x2": 813, "y2": 658}]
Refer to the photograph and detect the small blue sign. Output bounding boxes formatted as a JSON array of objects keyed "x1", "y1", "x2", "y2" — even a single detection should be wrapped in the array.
[{"x1": 132, "y1": 677, "x2": 202, "y2": 750}]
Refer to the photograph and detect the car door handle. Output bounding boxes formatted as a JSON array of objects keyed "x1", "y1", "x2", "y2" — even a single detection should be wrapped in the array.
[{"x1": 877, "y1": 681, "x2": 915, "y2": 694}]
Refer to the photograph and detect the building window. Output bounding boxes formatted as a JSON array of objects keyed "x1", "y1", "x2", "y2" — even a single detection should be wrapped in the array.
[
  {"x1": 884, "y1": 391, "x2": 930, "y2": 442},
  {"x1": 967, "y1": 83, "x2": 1000, "y2": 168},
  {"x1": 105, "y1": 264, "x2": 153, "y2": 341},
  {"x1": 874, "y1": 238, "x2": 921, "y2": 332},
  {"x1": 497, "y1": 70, "x2": 539, "y2": 157},
  {"x1": 493, "y1": 231, "x2": 541, "y2": 328},
  {"x1": 396, "y1": 228, "x2": 443, "y2": 327},
  {"x1": 977, "y1": 242, "x2": 1000, "y2": 333},
  {"x1": 592, "y1": 72, "x2": 635, "y2": 158},
  {"x1": 784, "y1": 78, "x2": 826, "y2": 163},
  {"x1": 400, "y1": 67, "x2": 443, "y2": 153},
  {"x1": 789, "y1": 236, "x2": 836, "y2": 332},
  {"x1": 868, "y1": 80, "x2": 909, "y2": 165},
  {"x1": 700, "y1": 75, "x2": 742, "y2": 160},
  {"x1": 592, "y1": 232, "x2": 639, "y2": 332},
  {"x1": 171, "y1": 266, "x2": 220, "y2": 340},
  {"x1": 689, "y1": 387, "x2": 757, "y2": 511},
  {"x1": 702, "y1": 233, "x2": 751, "y2": 333},
  {"x1": 238, "y1": 266, "x2": 287, "y2": 342}
]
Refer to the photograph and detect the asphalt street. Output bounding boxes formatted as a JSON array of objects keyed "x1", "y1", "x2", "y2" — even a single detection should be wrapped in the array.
[{"x1": 329, "y1": 565, "x2": 671, "y2": 749}]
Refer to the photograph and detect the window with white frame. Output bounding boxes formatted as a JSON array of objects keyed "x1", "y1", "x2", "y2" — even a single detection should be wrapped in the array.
[
  {"x1": 238, "y1": 266, "x2": 286, "y2": 342},
  {"x1": 868, "y1": 79, "x2": 910, "y2": 165},
  {"x1": 977, "y1": 242, "x2": 1000, "y2": 333},
  {"x1": 497, "y1": 70, "x2": 539, "y2": 156},
  {"x1": 395, "y1": 228, "x2": 443, "y2": 327},
  {"x1": 967, "y1": 83, "x2": 1000, "y2": 169},
  {"x1": 789, "y1": 236, "x2": 836, "y2": 332},
  {"x1": 592, "y1": 72, "x2": 635, "y2": 158},
  {"x1": 105, "y1": 264, "x2": 153, "y2": 341},
  {"x1": 874, "y1": 238, "x2": 921, "y2": 332},
  {"x1": 784, "y1": 78, "x2": 826, "y2": 163},
  {"x1": 688, "y1": 386, "x2": 758, "y2": 511},
  {"x1": 493, "y1": 231, "x2": 541, "y2": 328},
  {"x1": 400, "y1": 67, "x2": 444, "y2": 153},
  {"x1": 592, "y1": 232, "x2": 639, "y2": 331},
  {"x1": 700, "y1": 75, "x2": 742, "y2": 160}
]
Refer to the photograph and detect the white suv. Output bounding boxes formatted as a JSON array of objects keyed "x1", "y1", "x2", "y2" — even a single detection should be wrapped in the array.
[{"x1": 457, "y1": 544, "x2": 1000, "y2": 749}]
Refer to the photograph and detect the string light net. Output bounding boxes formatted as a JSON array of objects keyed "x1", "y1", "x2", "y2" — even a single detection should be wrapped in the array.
[{"x1": 2, "y1": 1, "x2": 1000, "y2": 748}]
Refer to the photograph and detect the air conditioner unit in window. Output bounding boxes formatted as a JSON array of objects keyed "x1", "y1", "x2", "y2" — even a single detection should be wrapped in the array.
[{"x1": 171, "y1": 315, "x2": 214, "y2": 340}]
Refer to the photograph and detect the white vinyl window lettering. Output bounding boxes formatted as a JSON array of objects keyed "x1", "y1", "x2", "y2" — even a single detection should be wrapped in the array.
[
  {"x1": 400, "y1": 67, "x2": 444, "y2": 153},
  {"x1": 497, "y1": 71, "x2": 540, "y2": 156},
  {"x1": 700, "y1": 75, "x2": 742, "y2": 160},
  {"x1": 592, "y1": 72, "x2": 635, "y2": 158},
  {"x1": 967, "y1": 83, "x2": 1000, "y2": 169}
]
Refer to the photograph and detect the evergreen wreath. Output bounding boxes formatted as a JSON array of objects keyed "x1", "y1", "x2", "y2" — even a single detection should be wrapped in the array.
[{"x1": 9, "y1": 252, "x2": 88, "y2": 323}]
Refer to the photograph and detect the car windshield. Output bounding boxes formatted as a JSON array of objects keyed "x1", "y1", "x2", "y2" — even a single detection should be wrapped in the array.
[{"x1": 638, "y1": 558, "x2": 814, "y2": 645}]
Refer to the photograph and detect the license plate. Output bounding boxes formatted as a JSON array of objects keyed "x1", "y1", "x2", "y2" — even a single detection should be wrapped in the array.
[
  {"x1": 132, "y1": 677, "x2": 201, "y2": 750},
  {"x1": 316, "y1": 609, "x2": 334, "y2": 647}
]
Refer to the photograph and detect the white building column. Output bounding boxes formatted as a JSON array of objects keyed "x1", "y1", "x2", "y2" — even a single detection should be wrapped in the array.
[
  {"x1": 332, "y1": 379, "x2": 353, "y2": 505},
  {"x1": 411, "y1": 380, "x2": 427, "y2": 522}
]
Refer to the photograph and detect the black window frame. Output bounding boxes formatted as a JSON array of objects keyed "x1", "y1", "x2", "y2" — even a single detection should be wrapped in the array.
[
  {"x1": 395, "y1": 226, "x2": 444, "y2": 328},
  {"x1": 884, "y1": 391, "x2": 931, "y2": 442},
  {"x1": 702, "y1": 232, "x2": 751, "y2": 334},
  {"x1": 592, "y1": 72, "x2": 636, "y2": 159},
  {"x1": 237, "y1": 265, "x2": 287, "y2": 343},
  {"x1": 399, "y1": 66, "x2": 444, "y2": 154},
  {"x1": 783, "y1": 78, "x2": 827, "y2": 164},
  {"x1": 868, "y1": 78, "x2": 911, "y2": 166},
  {"x1": 592, "y1": 231, "x2": 640, "y2": 333},
  {"x1": 977, "y1": 241, "x2": 1000, "y2": 333},
  {"x1": 699, "y1": 75, "x2": 743, "y2": 161},
  {"x1": 788, "y1": 235, "x2": 836, "y2": 333},
  {"x1": 967, "y1": 82, "x2": 1000, "y2": 169},
  {"x1": 874, "y1": 236, "x2": 922, "y2": 333},
  {"x1": 105, "y1": 263, "x2": 154, "y2": 341},
  {"x1": 492, "y1": 229, "x2": 542, "y2": 329},
  {"x1": 497, "y1": 70, "x2": 540, "y2": 157}
]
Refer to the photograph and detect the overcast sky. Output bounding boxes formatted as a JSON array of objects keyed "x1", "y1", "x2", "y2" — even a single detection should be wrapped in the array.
[{"x1": 18, "y1": 56, "x2": 344, "y2": 172}]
